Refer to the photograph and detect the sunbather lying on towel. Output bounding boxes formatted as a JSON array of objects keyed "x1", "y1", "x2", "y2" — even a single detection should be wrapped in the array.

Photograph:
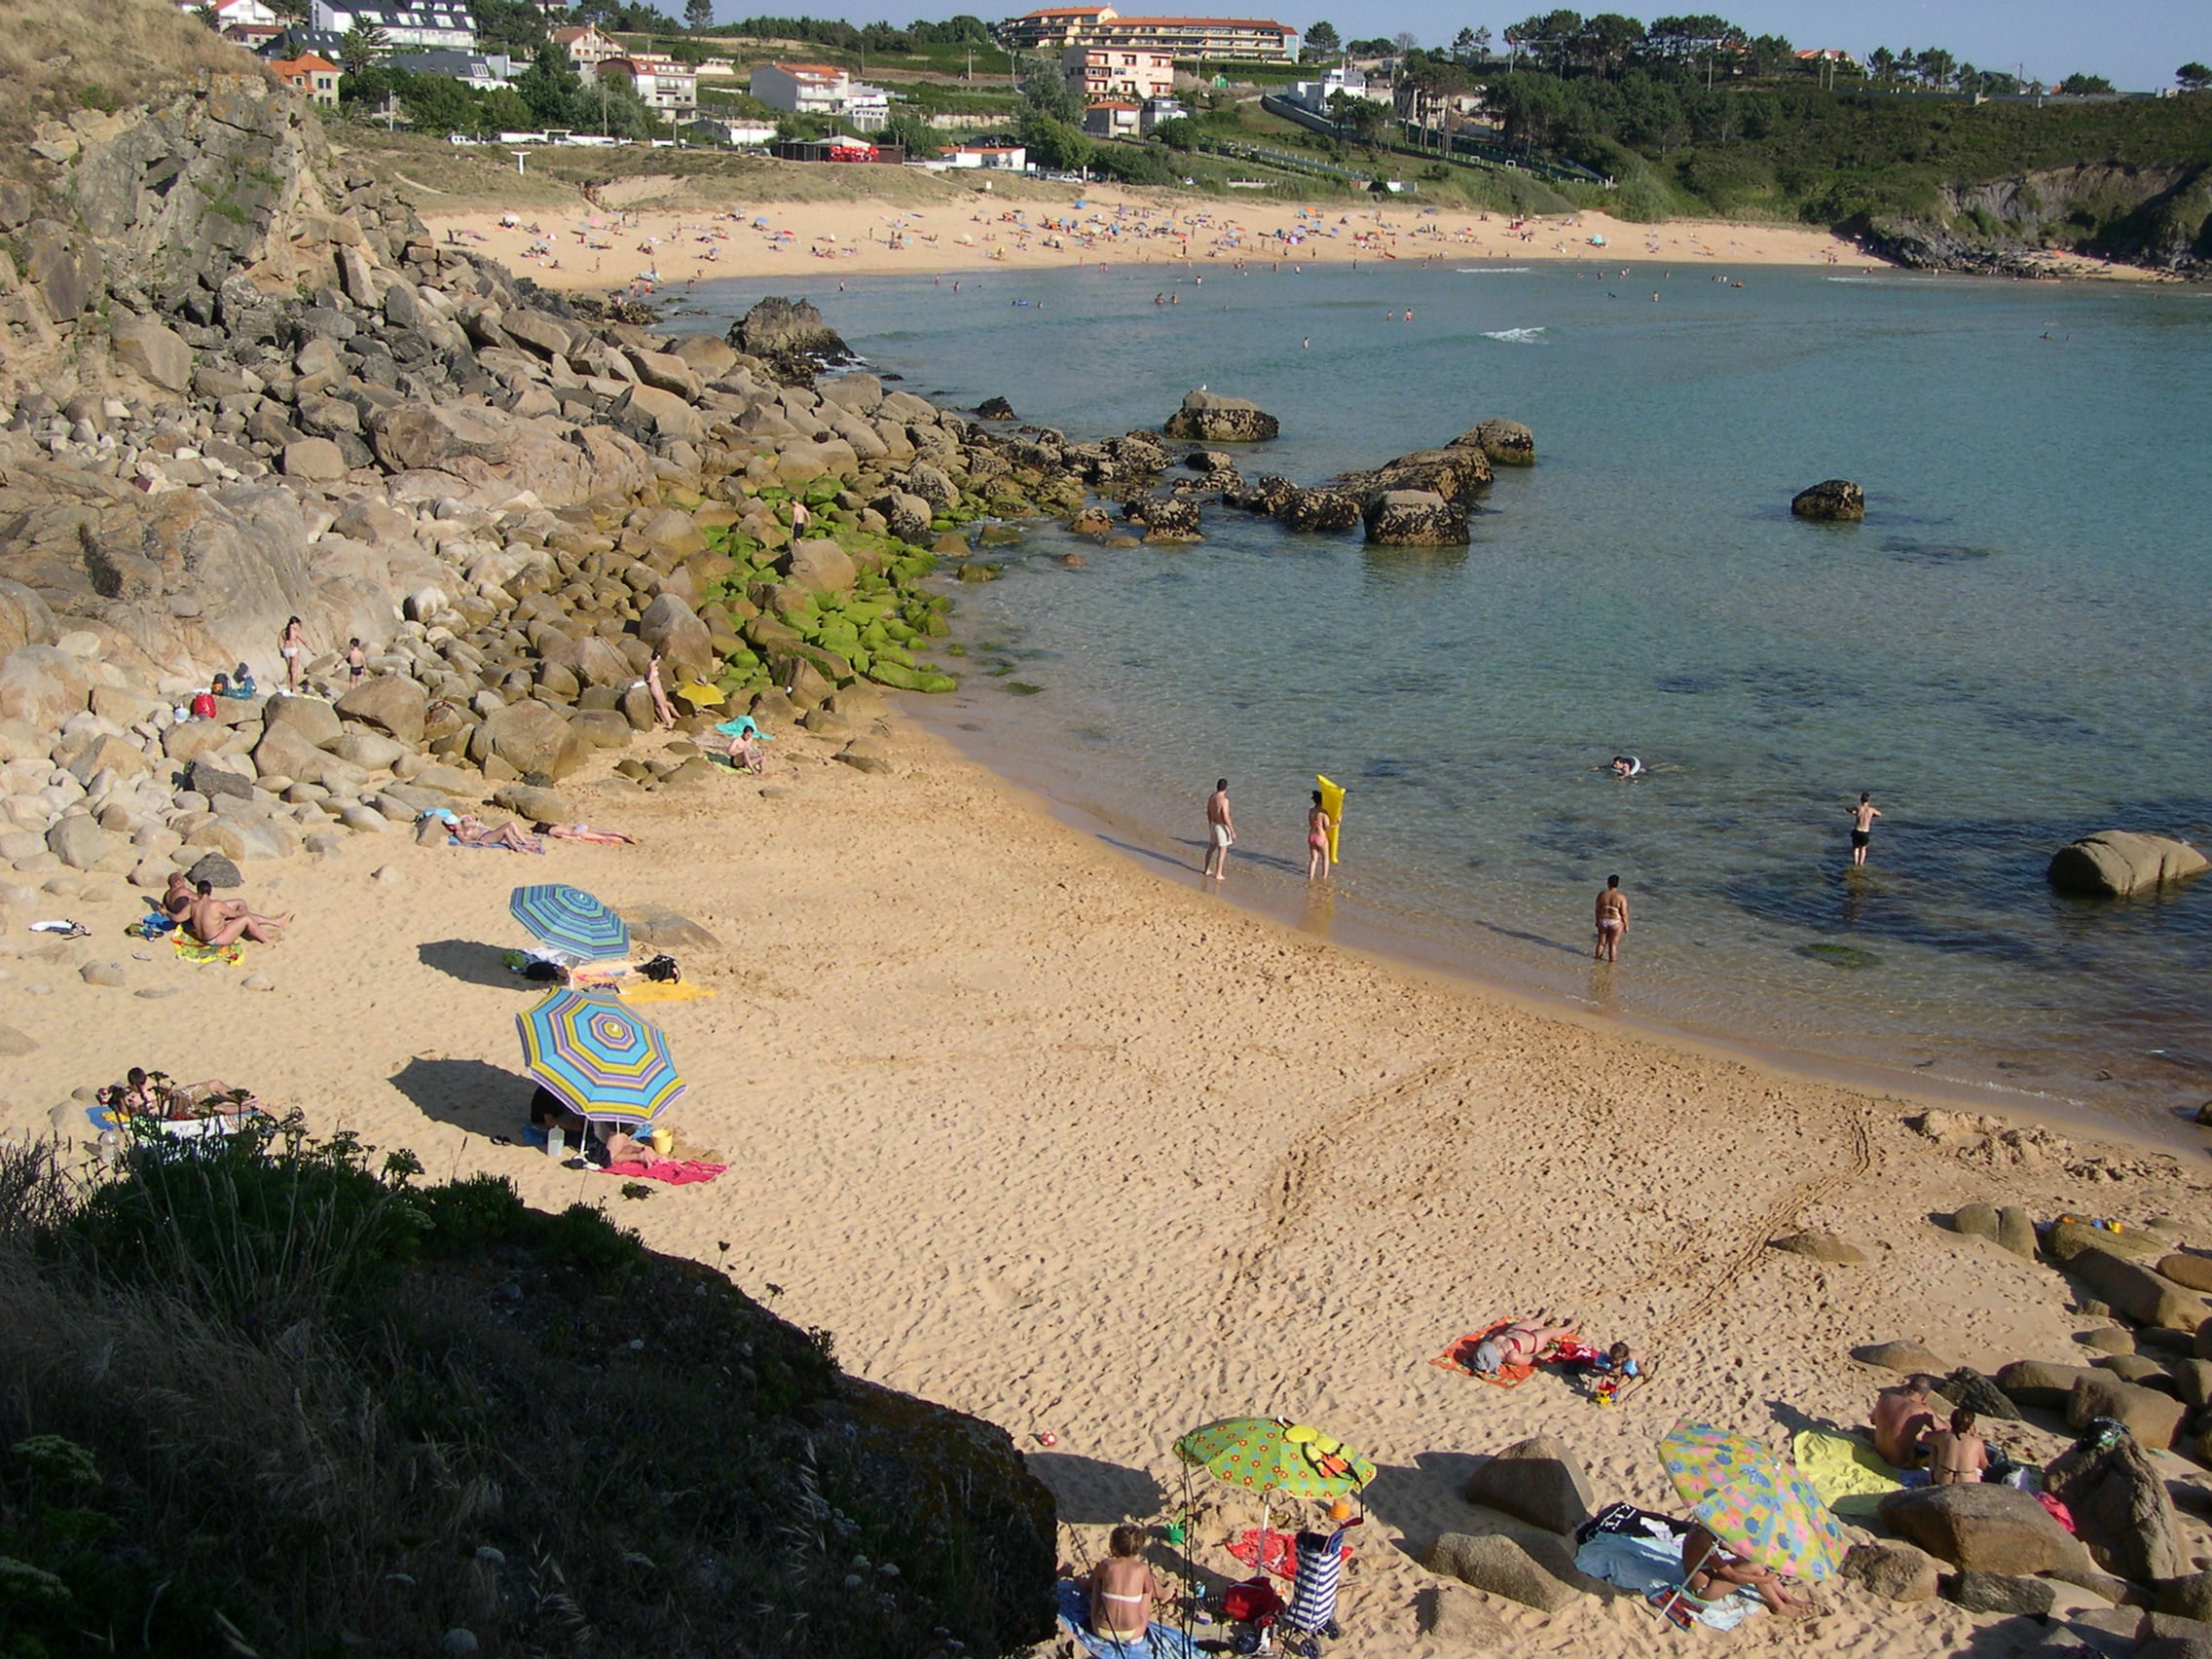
[
  {"x1": 451, "y1": 815, "x2": 544, "y2": 853},
  {"x1": 537, "y1": 823, "x2": 637, "y2": 845},
  {"x1": 1468, "y1": 1316, "x2": 1580, "y2": 1377},
  {"x1": 1681, "y1": 1524, "x2": 1815, "y2": 1619}
]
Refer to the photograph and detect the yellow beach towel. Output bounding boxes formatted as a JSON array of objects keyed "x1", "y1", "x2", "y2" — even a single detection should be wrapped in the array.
[
  {"x1": 1792, "y1": 1428, "x2": 1903, "y2": 1520},
  {"x1": 618, "y1": 980, "x2": 716, "y2": 1005},
  {"x1": 173, "y1": 939, "x2": 243, "y2": 967}
]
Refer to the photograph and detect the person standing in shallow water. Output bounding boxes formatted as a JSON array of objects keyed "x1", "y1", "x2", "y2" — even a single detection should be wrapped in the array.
[
  {"x1": 1849, "y1": 792, "x2": 1882, "y2": 867},
  {"x1": 1595, "y1": 874, "x2": 1628, "y2": 963},
  {"x1": 1202, "y1": 779, "x2": 1235, "y2": 882},
  {"x1": 1307, "y1": 789, "x2": 1334, "y2": 883}
]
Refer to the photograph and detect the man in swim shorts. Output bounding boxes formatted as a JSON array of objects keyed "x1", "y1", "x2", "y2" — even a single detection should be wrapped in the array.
[
  {"x1": 1595, "y1": 874, "x2": 1628, "y2": 963},
  {"x1": 1203, "y1": 778, "x2": 1235, "y2": 882},
  {"x1": 1849, "y1": 793, "x2": 1882, "y2": 866}
]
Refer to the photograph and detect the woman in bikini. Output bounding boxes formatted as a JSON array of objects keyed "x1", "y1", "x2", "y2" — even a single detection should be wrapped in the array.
[
  {"x1": 1070, "y1": 1526, "x2": 1188, "y2": 1652},
  {"x1": 645, "y1": 651, "x2": 678, "y2": 728},
  {"x1": 1307, "y1": 789, "x2": 1335, "y2": 882},
  {"x1": 1680, "y1": 1523, "x2": 1815, "y2": 1619},
  {"x1": 279, "y1": 617, "x2": 305, "y2": 691}
]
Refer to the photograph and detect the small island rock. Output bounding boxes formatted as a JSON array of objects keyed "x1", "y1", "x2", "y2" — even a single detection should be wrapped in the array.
[
  {"x1": 2047, "y1": 831, "x2": 2209, "y2": 899},
  {"x1": 1791, "y1": 479, "x2": 1865, "y2": 521},
  {"x1": 1161, "y1": 389, "x2": 1279, "y2": 443}
]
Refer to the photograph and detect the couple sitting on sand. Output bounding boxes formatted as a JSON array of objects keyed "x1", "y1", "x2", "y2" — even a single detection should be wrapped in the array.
[
  {"x1": 164, "y1": 874, "x2": 289, "y2": 946},
  {"x1": 1871, "y1": 1377, "x2": 1989, "y2": 1486},
  {"x1": 98, "y1": 1067, "x2": 261, "y2": 1124}
]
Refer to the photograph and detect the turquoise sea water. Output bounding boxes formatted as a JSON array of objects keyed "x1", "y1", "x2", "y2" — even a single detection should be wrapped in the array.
[{"x1": 690, "y1": 257, "x2": 2212, "y2": 1141}]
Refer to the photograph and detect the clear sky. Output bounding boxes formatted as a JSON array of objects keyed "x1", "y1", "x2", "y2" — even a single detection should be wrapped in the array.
[{"x1": 729, "y1": 2, "x2": 2206, "y2": 92}]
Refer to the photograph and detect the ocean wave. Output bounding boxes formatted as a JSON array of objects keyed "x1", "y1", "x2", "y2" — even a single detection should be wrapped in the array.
[
  {"x1": 1481, "y1": 326, "x2": 1548, "y2": 344},
  {"x1": 1456, "y1": 267, "x2": 1531, "y2": 274}
]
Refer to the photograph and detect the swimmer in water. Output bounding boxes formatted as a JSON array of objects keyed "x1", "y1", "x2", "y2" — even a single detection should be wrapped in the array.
[{"x1": 1608, "y1": 756, "x2": 1644, "y2": 778}]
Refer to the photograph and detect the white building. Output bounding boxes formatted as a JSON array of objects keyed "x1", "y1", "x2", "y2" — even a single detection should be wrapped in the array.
[
  {"x1": 387, "y1": 49, "x2": 525, "y2": 89},
  {"x1": 683, "y1": 116, "x2": 776, "y2": 145},
  {"x1": 598, "y1": 54, "x2": 699, "y2": 124},
  {"x1": 1286, "y1": 63, "x2": 1386, "y2": 115},
  {"x1": 1063, "y1": 44, "x2": 1175, "y2": 101},
  {"x1": 748, "y1": 61, "x2": 890, "y2": 131},
  {"x1": 940, "y1": 142, "x2": 1026, "y2": 169},
  {"x1": 178, "y1": 0, "x2": 282, "y2": 25},
  {"x1": 310, "y1": 0, "x2": 475, "y2": 50}
]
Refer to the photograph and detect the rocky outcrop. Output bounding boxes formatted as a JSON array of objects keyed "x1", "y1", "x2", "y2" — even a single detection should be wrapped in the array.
[
  {"x1": 2047, "y1": 831, "x2": 2209, "y2": 898},
  {"x1": 1462, "y1": 1437, "x2": 1594, "y2": 1535},
  {"x1": 1878, "y1": 1482, "x2": 2098, "y2": 1576},
  {"x1": 1419, "y1": 1525, "x2": 1590, "y2": 1612},
  {"x1": 1791, "y1": 479, "x2": 1865, "y2": 521},
  {"x1": 726, "y1": 296, "x2": 851, "y2": 384},
  {"x1": 2047, "y1": 1424, "x2": 2184, "y2": 1582},
  {"x1": 1455, "y1": 418, "x2": 1534, "y2": 465},
  {"x1": 1336, "y1": 445, "x2": 1493, "y2": 500},
  {"x1": 1161, "y1": 389, "x2": 1279, "y2": 443},
  {"x1": 1364, "y1": 490, "x2": 1468, "y2": 547},
  {"x1": 1860, "y1": 163, "x2": 2212, "y2": 281}
]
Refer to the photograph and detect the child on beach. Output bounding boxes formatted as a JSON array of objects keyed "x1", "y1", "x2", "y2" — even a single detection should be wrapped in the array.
[{"x1": 1589, "y1": 1342, "x2": 1643, "y2": 1403}]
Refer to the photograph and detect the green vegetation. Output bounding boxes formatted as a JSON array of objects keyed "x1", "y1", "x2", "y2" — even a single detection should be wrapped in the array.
[{"x1": 0, "y1": 1122, "x2": 1049, "y2": 1656}]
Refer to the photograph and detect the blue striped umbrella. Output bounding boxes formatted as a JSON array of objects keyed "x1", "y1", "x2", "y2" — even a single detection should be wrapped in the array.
[
  {"x1": 509, "y1": 884, "x2": 629, "y2": 962},
  {"x1": 516, "y1": 988, "x2": 684, "y2": 1124}
]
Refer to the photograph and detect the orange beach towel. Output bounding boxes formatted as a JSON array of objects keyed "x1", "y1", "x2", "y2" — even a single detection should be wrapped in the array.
[{"x1": 1430, "y1": 1320, "x2": 1534, "y2": 1388}]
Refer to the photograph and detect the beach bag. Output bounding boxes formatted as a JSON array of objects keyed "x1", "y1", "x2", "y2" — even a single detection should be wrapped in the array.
[{"x1": 639, "y1": 954, "x2": 681, "y2": 982}]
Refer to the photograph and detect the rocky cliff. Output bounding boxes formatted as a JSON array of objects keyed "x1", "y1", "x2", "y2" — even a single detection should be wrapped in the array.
[{"x1": 1859, "y1": 162, "x2": 2212, "y2": 278}]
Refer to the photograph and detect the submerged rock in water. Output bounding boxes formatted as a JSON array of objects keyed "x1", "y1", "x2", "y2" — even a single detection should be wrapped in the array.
[
  {"x1": 2047, "y1": 831, "x2": 2209, "y2": 899},
  {"x1": 1364, "y1": 490, "x2": 1468, "y2": 547},
  {"x1": 1791, "y1": 479, "x2": 1865, "y2": 521},
  {"x1": 1454, "y1": 418, "x2": 1535, "y2": 465},
  {"x1": 728, "y1": 296, "x2": 851, "y2": 383}
]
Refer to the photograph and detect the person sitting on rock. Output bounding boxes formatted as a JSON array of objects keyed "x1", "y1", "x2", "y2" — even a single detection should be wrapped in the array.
[
  {"x1": 1869, "y1": 1376, "x2": 1938, "y2": 1468},
  {"x1": 1925, "y1": 1408, "x2": 1988, "y2": 1487},
  {"x1": 225, "y1": 663, "x2": 257, "y2": 698}
]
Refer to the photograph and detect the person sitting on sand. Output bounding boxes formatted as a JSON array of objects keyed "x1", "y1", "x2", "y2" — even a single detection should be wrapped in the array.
[
  {"x1": 1925, "y1": 1408, "x2": 1987, "y2": 1487},
  {"x1": 1065, "y1": 1526, "x2": 1189, "y2": 1653},
  {"x1": 1588, "y1": 1341, "x2": 1643, "y2": 1396},
  {"x1": 1470, "y1": 1316, "x2": 1580, "y2": 1376},
  {"x1": 1680, "y1": 1523, "x2": 1815, "y2": 1619},
  {"x1": 724, "y1": 725, "x2": 765, "y2": 774},
  {"x1": 1870, "y1": 1376, "x2": 1939, "y2": 1468},
  {"x1": 450, "y1": 815, "x2": 544, "y2": 854},
  {"x1": 182, "y1": 880, "x2": 290, "y2": 947},
  {"x1": 97, "y1": 1067, "x2": 163, "y2": 1117}
]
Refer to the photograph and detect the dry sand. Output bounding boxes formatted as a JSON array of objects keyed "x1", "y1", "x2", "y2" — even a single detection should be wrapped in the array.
[
  {"x1": 8, "y1": 707, "x2": 2211, "y2": 1653},
  {"x1": 422, "y1": 178, "x2": 1882, "y2": 294}
]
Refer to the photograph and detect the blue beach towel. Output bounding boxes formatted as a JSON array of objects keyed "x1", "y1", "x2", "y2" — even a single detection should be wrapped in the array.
[
  {"x1": 1573, "y1": 1505, "x2": 1763, "y2": 1632},
  {"x1": 1052, "y1": 1581, "x2": 1194, "y2": 1658}
]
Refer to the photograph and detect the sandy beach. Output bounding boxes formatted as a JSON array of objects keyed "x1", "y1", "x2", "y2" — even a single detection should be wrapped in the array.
[
  {"x1": 420, "y1": 177, "x2": 1884, "y2": 295},
  {"x1": 9, "y1": 703, "x2": 2210, "y2": 1654}
]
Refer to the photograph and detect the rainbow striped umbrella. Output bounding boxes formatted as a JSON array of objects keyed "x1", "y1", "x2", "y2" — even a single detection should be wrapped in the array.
[
  {"x1": 1658, "y1": 1420, "x2": 1847, "y2": 1580},
  {"x1": 509, "y1": 884, "x2": 629, "y2": 963},
  {"x1": 516, "y1": 988, "x2": 684, "y2": 1124}
]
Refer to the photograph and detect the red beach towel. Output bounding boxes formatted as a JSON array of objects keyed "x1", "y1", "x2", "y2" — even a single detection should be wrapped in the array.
[
  {"x1": 1225, "y1": 1529, "x2": 1354, "y2": 1581},
  {"x1": 1430, "y1": 1320, "x2": 1534, "y2": 1388},
  {"x1": 604, "y1": 1157, "x2": 726, "y2": 1186}
]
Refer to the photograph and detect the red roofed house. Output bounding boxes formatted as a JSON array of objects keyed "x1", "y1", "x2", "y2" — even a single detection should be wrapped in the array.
[
  {"x1": 269, "y1": 52, "x2": 341, "y2": 106},
  {"x1": 553, "y1": 23, "x2": 622, "y2": 69}
]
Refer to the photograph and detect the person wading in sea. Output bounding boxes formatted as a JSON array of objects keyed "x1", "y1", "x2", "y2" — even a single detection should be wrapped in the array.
[
  {"x1": 1595, "y1": 874, "x2": 1629, "y2": 963},
  {"x1": 1849, "y1": 793, "x2": 1882, "y2": 867}
]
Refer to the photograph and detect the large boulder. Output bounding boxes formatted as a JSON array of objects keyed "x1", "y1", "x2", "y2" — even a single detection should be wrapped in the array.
[
  {"x1": 782, "y1": 538, "x2": 858, "y2": 596},
  {"x1": 1855, "y1": 1340, "x2": 1950, "y2": 1373},
  {"x1": 1454, "y1": 418, "x2": 1534, "y2": 466},
  {"x1": 2068, "y1": 1373, "x2": 2189, "y2": 1450},
  {"x1": 481, "y1": 700, "x2": 586, "y2": 781},
  {"x1": 2047, "y1": 1424, "x2": 2185, "y2": 1582},
  {"x1": 1462, "y1": 1436, "x2": 1593, "y2": 1535},
  {"x1": 728, "y1": 296, "x2": 851, "y2": 381},
  {"x1": 1419, "y1": 1527, "x2": 1589, "y2": 1613},
  {"x1": 1161, "y1": 389, "x2": 1279, "y2": 443},
  {"x1": 110, "y1": 312, "x2": 192, "y2": 391},
  {"x1": 0, "y1": 579, "x2": 59, "y2": 657},
  {"x1": 47, "y1": 814, "x2": 118, "y2": 871},
  {"x1": 1840, "y1": 1540, "x2": 1939, "y2": 1602},
  {"x1": 1998, "y1": 1359, "x2": 2103, "y2": 1410},
  {"x1": 2048, "y1": 832, "x2": 2209, "y2": 899},
  {"x1": 1337, "y1": 446, "x2": 1491, "y2": 500},
  {"x1": 262, "y1": 693, "x2": 342, "y2": 747},
  {"x1": 1364, "y1": 490, "x2": 1468, "y2": 547},
  {"x1": 336, "y1": 675, "x2": 428, "y2": 746},
  {"x1": 2072, "y1": 1246, "x2": 2212, "y2": 1332},
  {"x1": 1944, "y1": 1571, "x2": 2059, "y2": 1615},
  {"x1": 1277, "y1": 487, "x2": 1362, "y2": 533},
  {"x1": 613, "y1": 384, "x2": 705, "y2": 445},
  {"x1": 1791, "y1": 479, "x2": 1865, "y2": 521},
  {"x1": 1878, "y1": 1482, "x2": 2097, "y2": 1576},
  {"x1": 638, "y1": 593, "x2": 716, "y2": 684}
]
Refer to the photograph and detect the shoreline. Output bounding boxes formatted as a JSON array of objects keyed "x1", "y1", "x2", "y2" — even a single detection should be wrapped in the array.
[
  {"x1": 913, "y1": 696, "x2": 2208, "y2": 1163},
  {"x1": 421, "y1": 187, "x2": 1888, "y2": 294}
]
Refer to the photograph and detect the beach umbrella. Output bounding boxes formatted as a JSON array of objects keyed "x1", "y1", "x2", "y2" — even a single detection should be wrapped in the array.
[
  {"x1": 1174, "y1": 1417, "x2": 1372, "y2": 1568},
  {"x1": 1657, "y1": 1419, "x2": 1847, "y2": 1581},
  {"x1": 675, "y1": 682, "x2": 725, "y2": 707},
  {"x1": 516, "y1": 987, "x2": 684, "y2": 1124},
  {"x1": 509, "y1": 884, "x2": 629, "y2": 963}
]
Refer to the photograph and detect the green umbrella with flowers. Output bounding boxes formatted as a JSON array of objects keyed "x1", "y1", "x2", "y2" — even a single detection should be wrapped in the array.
[{"x1": 1173, "y1": 1417, "x2": 1373, "y2": 1572}]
